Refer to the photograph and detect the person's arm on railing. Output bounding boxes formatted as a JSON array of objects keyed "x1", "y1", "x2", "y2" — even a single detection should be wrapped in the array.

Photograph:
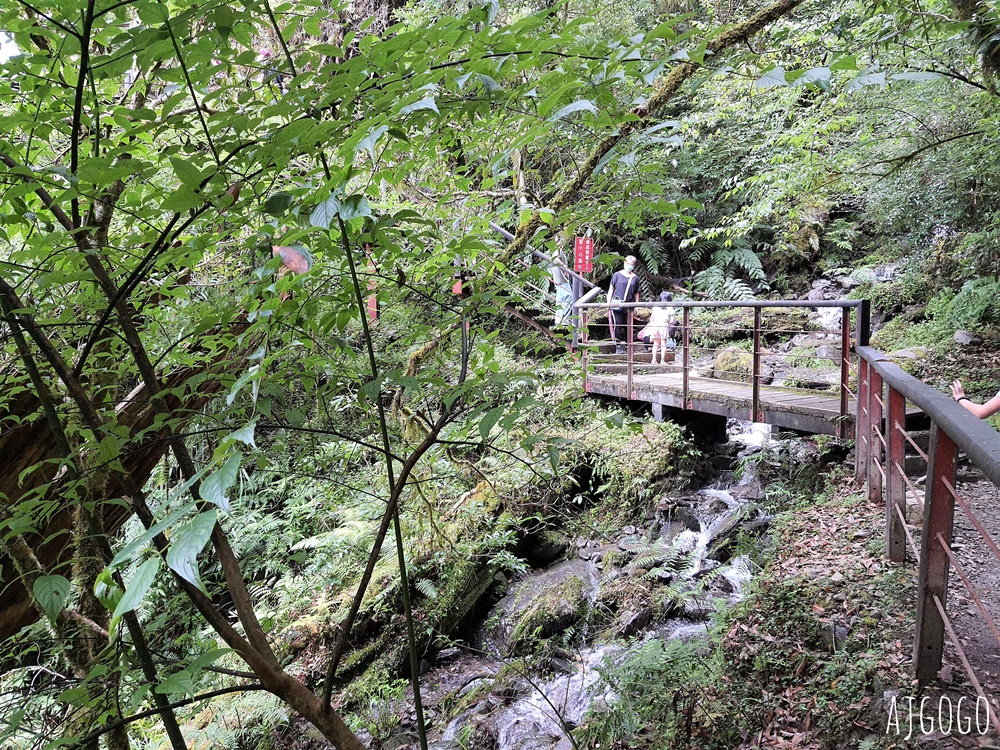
[{"x1": 951, "y1": 380, "x2": 1000, "y2": 418}]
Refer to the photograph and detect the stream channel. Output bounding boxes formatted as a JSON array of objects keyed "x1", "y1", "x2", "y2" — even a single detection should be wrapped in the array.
[{"x1": 361, "y1": 421, "x2": 787, "y2": 750}]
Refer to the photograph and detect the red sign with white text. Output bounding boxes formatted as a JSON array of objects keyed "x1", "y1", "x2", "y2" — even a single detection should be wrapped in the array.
[{"x1": 574, "y1": 237, "x2": 594, "y2": 273}]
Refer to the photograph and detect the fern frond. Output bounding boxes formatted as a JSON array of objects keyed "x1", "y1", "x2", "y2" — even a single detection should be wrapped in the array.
[
  {"x1": 637, "y1": 238, "x2": 663, "y2": 277},
  {"x1": 415, "y1": 578, "x2": 438, "y2": 599}
]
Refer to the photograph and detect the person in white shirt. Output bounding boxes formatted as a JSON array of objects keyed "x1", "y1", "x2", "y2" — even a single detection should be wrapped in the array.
[{"x1": 647, "y1": 291, "x2": 676, "y2": 365}]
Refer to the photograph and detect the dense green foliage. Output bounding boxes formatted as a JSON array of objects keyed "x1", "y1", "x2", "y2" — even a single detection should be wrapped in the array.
[{"x1": 1, "y1": 0, "x2": 998, "y2": 746}]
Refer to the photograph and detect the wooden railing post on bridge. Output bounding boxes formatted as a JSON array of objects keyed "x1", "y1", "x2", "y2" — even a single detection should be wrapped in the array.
[
  {"x1": 868, "y1": 367, "x2": 884, "y2": 506},
  {"x1": 752, "y1": 307, "x2": 762, "y2": 423},
  {"x1": 682, "y1": 307, "x2": 691, "y2": 409},
  {"x1": 839, "y1": 306, "x2": 850, "y2": 438},
  {"x1": 856, "y1": 356, "x2": 870, "y2": 482},
  {"x1": 626, "y1": 308, "x2": 634, "y2": 399},
  {"x1": 886, "y1": 386, "x2": 907, "y2": 563},
  {"x1": 913, "y1": 424, "x2": 957, "y2": 684},
  {"x1": 856, "y1": 300, "x2": 870, "y2": 348}
]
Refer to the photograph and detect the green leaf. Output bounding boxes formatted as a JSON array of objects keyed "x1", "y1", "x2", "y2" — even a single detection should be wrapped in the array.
[
  {"x1": 227, "y1": 365, "x2": 262, "y2": 406},
  {"x1": 227, "y1": 421, "x2": 257, "y2": 449},
  {"x1": 111, "y1": 557, "x2": 160, "y2": 628},
  {"x1": 830, "y1": 55, "x2": 857, "y2": 71},
  {"x1": 310, "y1": 195, "x2": 340, "y2": 229},
  {"x1": 400, "y1": 96, "x2": 439, "y2": 115},
  {"x1": 93, "y1": 569, "x2": 122, "y2": 611},
  {"x1": 794, "y1": 66, "x2": 831, "y2": 86},
  {"x1": 355, "y1": 124, "x2": 388, "y2": 162},
  {"x1": 201, "y1": 454, "x2": 241, "y2": 512},
  {"x1": 548, "y1": 444, "x2": 560, "y2": 473},
  {"x1": 338, "y1": 195, "x2": 371, "y2": 221},
  {"x1": 479, "y1": 406, "x2": 503, "y2": 442},
  {"x1": 108, "y1": 501, "x2": 199, "y2": 570},
  {"x1": 165, "y1": 510, "x2": 217, "y2": 593},
  {"x1": 548, "y1": 99, "x2": 597, "y2": 122},
  {"x1": 156, "y1": 670, "x2": 196, "y2": 698},
  {"x1": 847, "y1": 70, "x2": 885, "y2": 91},
  {"x1": 754, "y1": 66, "x2": 788, "y2": 88},
  {"x1": 170, "y1": 157, "x2": 203, "y2": 188},
  {"x1": 33, "y1": 575, "x2": 70, "y2": 624},
  {"x1": 264, "y1": 191, "x2": 294, "y2": 217}
]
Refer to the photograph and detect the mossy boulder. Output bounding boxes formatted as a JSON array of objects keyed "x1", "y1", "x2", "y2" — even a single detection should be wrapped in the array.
[
  {"x1": 713, "y1": 347, "x2": 773, "y2": 384},
  {"x1": 479, "y1": 559, "x2": 599, "y2": 655}
]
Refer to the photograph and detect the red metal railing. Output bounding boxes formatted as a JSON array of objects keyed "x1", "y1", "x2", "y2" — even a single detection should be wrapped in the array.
[{"x1": 857, "y1": 343, "x2": 1000, "y2": 732}]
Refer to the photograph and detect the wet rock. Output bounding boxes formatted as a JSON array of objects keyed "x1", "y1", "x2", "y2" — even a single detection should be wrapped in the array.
[
  {"x1": 384, "y1": 731, "x2": 421, "y2": 750},
  {"x1": 815, "y1": 344, "x2": 841, "y2": 361},
  {"x1": 712, "y1": 347, "x2": 774, "y2": 385},
  {"x1": 906, "y1": 493, "x2": 924, "y2": 525},
  {"x1": 818, "y1": 621, "x2": 851, "y2": 651},
  {"x1": 790, "y1": 334, "x2": 838, "y2": 348},
  {"x1": 478, "y1": 560, "x2": 599, "y2": 655},
  {"x1": 616, "y1": 607, "x2": 653, "y2": 637},
  {"x1": 436, "y1": 647, "x2": 463, "y2": 663},
  {"x1": 872, "y1": 262, "x2": 901, "y2": 282},
  {"x1": 777, "y1": 367, "x2": 839, "y2": 390},
  {"x1": 888, "y1": 347, "x2": 928, "y2": 362},
  {"x1": 954, "y1": 329, "x2": 983, "y2": 347},
  {"x1": 676, "y1": 506, "x2": 700, "y2": 532},
  {"x1": 710, "y1": 454, "x2": 734, "y2": 471},
  {"x1": 489, "y1": 645, "x2": 620, "y2": 750},
  {"x1": 517, "y1": 529, "x2": 571, "y2": 568},
  {"x1": 811, "y1": 307, "x2": 844, "y2": 331},
  {"x1": 904, "y1": 455, "x2": 926, "y2": 476}
]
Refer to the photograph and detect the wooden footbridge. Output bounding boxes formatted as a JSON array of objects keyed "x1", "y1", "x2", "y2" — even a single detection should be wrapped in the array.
[
  {"x1": 572, "y1": 294, "x2": 1000, "y2": 717},
  {"x1": 573, "y1": 297, "x2": 874, "y2": 437}
]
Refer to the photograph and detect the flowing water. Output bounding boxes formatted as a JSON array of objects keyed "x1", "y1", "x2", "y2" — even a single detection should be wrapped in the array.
[{"x1": 374, "y1": 420, "x2": 780, "y2": 750}]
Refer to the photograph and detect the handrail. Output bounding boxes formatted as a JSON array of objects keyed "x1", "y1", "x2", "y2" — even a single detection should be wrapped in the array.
[
  {"x1": 856, "y1": 342, "x2": 1000, "y2": 706},
  {"x1": 489, "y1": 222, "x2": 597, "y2": 291},
  {"x1": 576, "y1": 286, "x2": 603, "y2": 306},
  {"x1": 857, "y1": 345, "x2": 1000, "y2": 487},
  {"x1": 574, "y1": 299, "x2": 865, "y2": 309}
]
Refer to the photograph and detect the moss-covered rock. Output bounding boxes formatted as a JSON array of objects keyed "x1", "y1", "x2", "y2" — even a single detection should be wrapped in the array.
[{"x1": 481, "y1": 559, "x2": 599, "y2": 655}]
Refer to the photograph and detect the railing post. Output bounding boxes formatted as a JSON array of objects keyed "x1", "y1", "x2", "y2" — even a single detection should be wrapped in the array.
[
  {"x1": 868, "y1": 366, "x2": 884, "y2": 505},
  {"x1": 682, "y1": 306, "x2": 690, "y2": 409},
  {"x1": 913, "y1": 424, "x2": 957, "y2": 684},
  {"x1": 626, "y1": 307, "x2": 634, "y2": 399},
  {"x1": 752, "y1": 307, "x2": 762, "y2": 423},
  {"x1": 886, "y1": 386, "x2": 906, "y2": 563},
  {"x1": 855, "y1": 356, "x2": 870, "y2": 482},
  {"x1": 581, "y1": 310, "x2": 589, "y2": 393},
  {"x1": 839, "y1": 305, "x2": 850, "y2": 438},
  {"x1": 856, "y1": 299, "x2": 870, "y2": 348}
]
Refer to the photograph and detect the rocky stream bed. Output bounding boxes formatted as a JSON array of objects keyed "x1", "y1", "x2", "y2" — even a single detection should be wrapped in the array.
[{"x1": 353, "y1": 423, "x2": 777, "y2": 750}]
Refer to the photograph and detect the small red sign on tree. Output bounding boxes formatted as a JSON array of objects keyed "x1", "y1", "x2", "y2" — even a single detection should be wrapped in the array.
[{"x1": 574, "y1": 237, "x2": 594, "y2": 273}]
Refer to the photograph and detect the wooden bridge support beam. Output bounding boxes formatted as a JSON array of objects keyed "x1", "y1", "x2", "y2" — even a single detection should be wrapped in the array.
[{"x1": 913, "y1": 424, "x2": 957, "y2": 684}]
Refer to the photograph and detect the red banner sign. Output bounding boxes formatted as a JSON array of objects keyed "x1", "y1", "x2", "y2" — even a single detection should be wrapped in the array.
[{"x1": 574, "y1": 237, "x2": 594, "y2": 273}]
